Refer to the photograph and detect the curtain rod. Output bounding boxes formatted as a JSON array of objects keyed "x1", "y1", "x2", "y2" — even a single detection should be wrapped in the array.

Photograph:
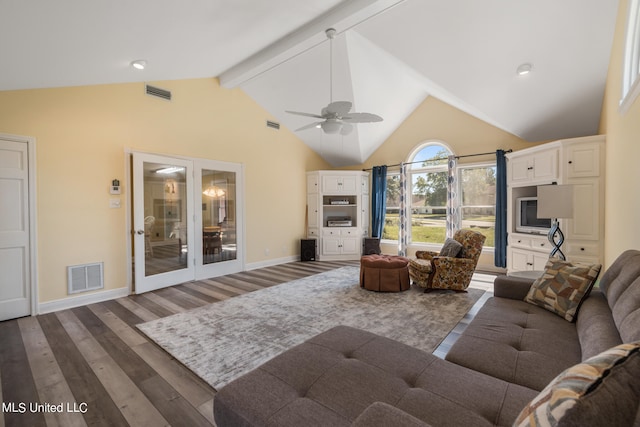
[{"x1": 362, "y1": 149, "x2": 512, "y2": 171}]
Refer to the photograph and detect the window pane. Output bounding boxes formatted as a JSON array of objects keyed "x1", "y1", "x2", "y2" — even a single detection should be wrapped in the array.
[
  {"x1": 411, "y1": 171, "x2": 447, "y2": 244},
  {"x1": 202, "y1": 170, "x2": 237, "y2": 264},
  {"x1": 460, "y1": 166, "x2": 496, "y2": 247},
  {"x1": 383, "y1": 174, "x2": 400, "y2": 240},
  {"x1": 409, "y1": 146, "x2": 449, "y2": 169}
]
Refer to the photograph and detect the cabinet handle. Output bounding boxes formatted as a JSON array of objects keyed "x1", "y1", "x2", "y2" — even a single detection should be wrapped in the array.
[
  {"x1": 517, "y1": 240, "x2": 522, "y2": 243},
  {"x1": 568, "y1": 161, "x2": 573, "y2": 164},
  {"x1": 527, "y1": 262, "x2": 533, "y2": 266},
  {"x1": 527, "y1": 166, "x2": 534, "y2": 170},
  {"x1": 581, "y1": 247, "x2": 585, "y2": 251}
]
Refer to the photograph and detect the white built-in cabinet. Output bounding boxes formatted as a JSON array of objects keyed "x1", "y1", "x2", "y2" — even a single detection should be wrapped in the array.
[
  {"x1": 307, "y1": 170, "x2": 369, "y2": 260},
  {"x1": 506, "y1": 135, "x2": 605, "y2": 272}
]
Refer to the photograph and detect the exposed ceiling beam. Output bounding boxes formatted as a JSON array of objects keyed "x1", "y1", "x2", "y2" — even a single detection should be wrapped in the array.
[{"x1": 219, "y1": 0, "x2": 407, "y2": 89}]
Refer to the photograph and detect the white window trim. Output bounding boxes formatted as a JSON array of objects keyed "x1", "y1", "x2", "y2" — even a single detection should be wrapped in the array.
[{"x1": 620, "y1": 0, "x2": 640, "y2": 114}]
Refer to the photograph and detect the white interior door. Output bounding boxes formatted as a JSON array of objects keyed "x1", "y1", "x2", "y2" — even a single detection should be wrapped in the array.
[
  {"x1": 195, "y1": 159, "x2": 244, "y2": 279},
  {"x1": 133, "y1": 153, "x2": 195, "y2": 293},
  {"x1": 0, "y1": 138, "x2": 31, "y2": 320}
]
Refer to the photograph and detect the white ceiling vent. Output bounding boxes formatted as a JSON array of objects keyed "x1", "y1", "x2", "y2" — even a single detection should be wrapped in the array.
[
  {"x1": 68, "y1": 262, "x2": 104, "y2": 294},
  {"x1": 145, "y1": 84, "x2": 172, "y2": 101}
]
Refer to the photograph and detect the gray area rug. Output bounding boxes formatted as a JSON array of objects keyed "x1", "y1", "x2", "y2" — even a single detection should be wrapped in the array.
[{"x1": 138, "y1": 266, "x2": 484, "y2": 390}]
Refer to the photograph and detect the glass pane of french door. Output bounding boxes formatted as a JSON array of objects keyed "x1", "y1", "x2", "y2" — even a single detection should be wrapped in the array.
[
  {"x1": 201, "y1": 169, "x2": 237, "y2": 264},
  {"x1": 144, "y1": 162, "x2": 188, "y2": 274},
  {"x1": 133, "y1": 153, "x2": 194, "y2": 293}
]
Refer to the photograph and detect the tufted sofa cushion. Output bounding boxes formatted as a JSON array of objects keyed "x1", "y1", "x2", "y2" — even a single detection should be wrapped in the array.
[
  {"x1": 597, "y1": 249, "x2": 640, "y2": 343},
  {"x1": 444, "y1": 296, "x2": 582, "y2": 391},
  {"x1": 214, "y1": 325, "x2": 537, "y2": 427}
]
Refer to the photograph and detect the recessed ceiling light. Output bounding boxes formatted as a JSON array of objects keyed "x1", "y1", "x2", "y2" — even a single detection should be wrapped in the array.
[
  {"x1": 131, "y1": 60, "x2": 147, "y2": 70},
  {"x1": 516, "y1": 63, "x2": 533, "y2": 76}
]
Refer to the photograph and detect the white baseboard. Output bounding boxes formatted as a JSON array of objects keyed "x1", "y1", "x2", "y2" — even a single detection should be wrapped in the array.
[
  {"x1": 245, "y1": 255, "x2": 299, "y2": 271},
  {"x1": 38, "y1": 287, "x2": 130, "y2": 315}
]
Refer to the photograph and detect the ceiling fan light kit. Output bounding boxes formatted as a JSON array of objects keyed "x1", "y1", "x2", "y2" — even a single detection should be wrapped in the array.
[{"x1": 286, "y1": 28, "x2": 383, "y2": 135}]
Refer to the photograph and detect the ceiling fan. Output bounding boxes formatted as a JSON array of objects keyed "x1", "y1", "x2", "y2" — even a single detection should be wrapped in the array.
[{"x1": 286, "y1": 28, "x2": 383, "y2": 135}]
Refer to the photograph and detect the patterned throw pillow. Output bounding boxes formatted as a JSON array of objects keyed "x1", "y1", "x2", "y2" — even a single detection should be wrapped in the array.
[
  {"x1": 514, "y1": 341, "x2": 640, "y2": 427},
  {"x1": 524, "y1": 258, "x2": 601, "y2": 322},
  {"x1": 439, "y1": 238, "x2": 463, "y2": 257}
]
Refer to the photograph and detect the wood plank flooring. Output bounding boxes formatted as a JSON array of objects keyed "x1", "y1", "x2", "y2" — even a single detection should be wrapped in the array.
[
  {"x1": 0, "y1": 260, "x2": 492, "y2": 427},
  {"x1": 0, "y1": 261, "x2": 357, "y2": 427}
]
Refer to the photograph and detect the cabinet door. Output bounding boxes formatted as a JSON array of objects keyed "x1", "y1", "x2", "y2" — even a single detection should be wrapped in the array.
[
  {"x1": 509, "y1": 157, "x2": 531, "y2": 184},
  {"x1": 341, "y1": 237, "x2": 359, "y2": 255},
  {"x1": 511, "y1": 248, "x2": 533, "y2": 271},
  {"x1": 361, "y1": 175, "x2": 369, "y2": 195},
  {"x1": 307, "y1": 195, "x2": 319, "y2": 228},
  {"x1": 322, "y1": 175, "x2": 341, "y2": 193},
  {"x1": 341, "y1": 176, "x2": 358, "y2": 193},
  {"x1": 567, "y1": 180, "x2": 599, "y2": 241},
  {"x1": 532, "y1": 149, "x2": 558, "y2": 182},
  {"x1": 307, "y1": 174, "x2": 319, "y2": 193},
  {"x1": 566, "y1": 144, "x2": 600, "y2": 178},
  {"x1": 322, "y1": 236, "x2": 341, "y2": 255},
  {"x1": 361, "y1": 194, "x2": 370, "y2": 231},
  {"x1": 532, "y1": 253, "x2": 550, "y2": 270}
]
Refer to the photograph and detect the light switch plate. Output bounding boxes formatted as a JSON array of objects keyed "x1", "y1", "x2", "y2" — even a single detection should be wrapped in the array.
[{"x1": 109, "y1": 198, "x2": 121, "y2": 208}]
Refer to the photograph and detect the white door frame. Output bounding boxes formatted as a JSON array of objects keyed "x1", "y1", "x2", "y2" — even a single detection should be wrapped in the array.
[{"x1": 0, "y1": 133, "x2": 38, "y2": 318}]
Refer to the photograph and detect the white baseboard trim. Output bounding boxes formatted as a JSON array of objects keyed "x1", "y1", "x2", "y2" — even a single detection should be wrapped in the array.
[
  {"x1": 245, "y1": 255, "x2": 299, "y2": 271},
  {"x1": 38, "y1": 287, "x2": 130, "y2": 315}
]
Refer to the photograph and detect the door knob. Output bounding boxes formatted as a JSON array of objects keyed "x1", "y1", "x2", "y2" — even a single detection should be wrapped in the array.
[{"x1": 136, "y1": 230, "x2": 145, "y2": 235}]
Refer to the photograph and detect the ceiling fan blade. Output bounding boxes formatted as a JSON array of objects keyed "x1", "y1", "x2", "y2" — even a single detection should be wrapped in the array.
[
  {"x1": 340, "y1": 123, "x2": 354, "y2": 135},
  {"x1": 325, "y1": 101, "x2": 352, "y2": 116},
  {"x1": 286, "y1": 110, "x2": 324, "y2": 119},
  {"x1": 295, "y1": 121, "x2": 323, "y2": 132},
  {"x1": 341, "y1": 112, "x2": 383, "y2": 123}
]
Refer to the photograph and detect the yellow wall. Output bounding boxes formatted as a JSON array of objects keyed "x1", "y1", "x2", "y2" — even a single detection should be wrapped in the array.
[
  {"x1": 600, "y1": 0, "x2": 640, "y2": 266},
  {"x1": 0, "y1": 78, "x2": 330, "y2": 303},
  {"x1": 358, "y1": 96, "x2": 535, "y2": 171},
  {"x1": 354, "y1": 95, "x2": 534, "y2": 268}
]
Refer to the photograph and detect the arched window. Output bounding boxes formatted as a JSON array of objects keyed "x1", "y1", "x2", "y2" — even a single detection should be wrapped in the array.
[
  {"x1": 407, "y1": 142, "x2": 453, "y2": 244},
  {"x1": 382, "y1": 141, "x2": 495, "y2": 249},
  {"x1": 381, "y1": 141, "x2": 453, "y2": 243}
]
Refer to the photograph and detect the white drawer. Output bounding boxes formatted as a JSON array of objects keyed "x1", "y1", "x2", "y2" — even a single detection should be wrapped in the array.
[
  {"x1": 307, "y1": 228, "x2": 319, "y2": 237},
  {"x1": 566, "y1": 242, "x2": 599, "y2": 257},
  {"x1": 323, "y1": 228, "x2": 341, "y2": 236},
  {"x1": 530, "y1": 237, "x2": 551, "y2": 251},
  {"x1": 340, "y1": 229, "x2": 357, "y2": 237},
  {"x1": 509, "y1": 235, "x2": 532, "y2": 248}
]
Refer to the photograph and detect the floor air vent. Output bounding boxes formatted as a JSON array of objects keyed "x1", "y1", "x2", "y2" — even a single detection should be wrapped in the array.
[
  {"x1": 145, "y1": 84, "x2": 172, "y2": 101},
  {"x1": 68, "y1": 262, "x2": 104, "y2": 294}
]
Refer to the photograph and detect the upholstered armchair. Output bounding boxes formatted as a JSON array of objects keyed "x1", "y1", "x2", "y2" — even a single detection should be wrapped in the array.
[{"x1": 408, "y1": 229, "x2": 486, "y2": 292}]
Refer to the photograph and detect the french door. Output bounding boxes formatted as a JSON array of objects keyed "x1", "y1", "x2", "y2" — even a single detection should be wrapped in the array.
[
  {"x1": 195, "y1": 159, "x2": 244, "y2": 279},
  {"x1": 132, "y1": 153, "x2": 244, "y2": 293},
  {"x1": 133, "y1": 153, "x2": 195, "y2": 293}
]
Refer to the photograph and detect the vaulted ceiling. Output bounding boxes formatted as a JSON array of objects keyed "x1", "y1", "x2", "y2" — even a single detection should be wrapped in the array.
[{"x1": 0, "y1": 0, "x2": 619, "y2": 166}]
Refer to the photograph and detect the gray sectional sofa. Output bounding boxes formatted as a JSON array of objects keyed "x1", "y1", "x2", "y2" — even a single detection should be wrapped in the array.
[{"x1": 214, "y1": 250, "x2": 640, "y2": 426}]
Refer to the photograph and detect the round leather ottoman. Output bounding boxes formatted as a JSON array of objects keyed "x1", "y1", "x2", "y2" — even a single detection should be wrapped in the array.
[{"x1": 360, "y1": 254, "x2": 410, "y2": 292}]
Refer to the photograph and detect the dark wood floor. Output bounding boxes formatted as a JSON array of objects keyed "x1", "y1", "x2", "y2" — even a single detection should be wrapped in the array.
[
  {"x1": 0, "y1": 261, "x2": 361, "y2": 427},
  {"x1": 0, "y1": 260, "x2": 492, "y2": 427}
]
